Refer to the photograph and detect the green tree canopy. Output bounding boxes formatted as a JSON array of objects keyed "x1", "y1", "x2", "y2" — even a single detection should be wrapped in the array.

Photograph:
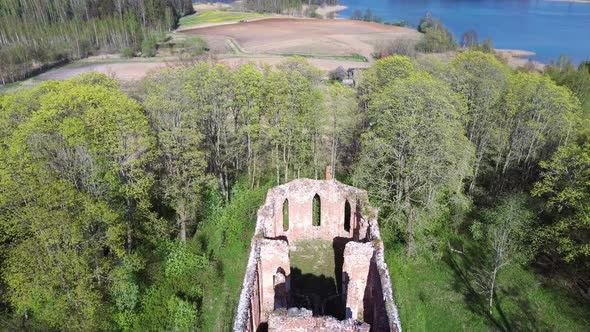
[
  {"x1": 354, "y1": 70, "x2": 474, "y2": 255},
  {"x1": 533, "y1": 136, "x2": 590, "y2": 263},
  {"x1": 0, "y1": 73, "x2": 156, "y2": 329}
]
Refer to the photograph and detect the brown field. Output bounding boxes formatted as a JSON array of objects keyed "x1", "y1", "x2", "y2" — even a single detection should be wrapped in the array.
[
  {"x1": 6, "y1": 17, "x2": 539, "y2": 87},
  {"x1": 34, "y1": 62, "x2": 169, "y2": 82},
  {"x1": 180, "y1": 18, "x2": 421, "y2": 62}
]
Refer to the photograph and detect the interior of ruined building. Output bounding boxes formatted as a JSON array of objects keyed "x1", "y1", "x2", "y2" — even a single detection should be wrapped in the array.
[{"x1": 233, "y1": 170, "x2": 401, "y2": 332}]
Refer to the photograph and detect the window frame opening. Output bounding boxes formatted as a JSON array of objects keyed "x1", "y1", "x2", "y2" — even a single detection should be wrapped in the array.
[
  {"x1": 312, "y1": 194, "x2": 321, "y2": 227},
  {"x1": 344, "y1": 200, "x2": 351, "y2": 232},
  {"x1": 283, "y1": 198, "x2": 289, "y2": 232}
]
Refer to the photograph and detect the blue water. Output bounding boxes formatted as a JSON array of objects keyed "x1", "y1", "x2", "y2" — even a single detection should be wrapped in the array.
[{"x1": 338, "y1": 0, "x2": 590, "y2": 64}]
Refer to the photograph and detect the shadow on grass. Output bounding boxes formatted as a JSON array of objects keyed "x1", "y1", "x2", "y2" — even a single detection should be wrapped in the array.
[
  {"x1": 444, "y1": 245, "x2": 550, "y2": 331},
  {"x1": 290, "y1": 267, "x2": 345, "y2": 318}
]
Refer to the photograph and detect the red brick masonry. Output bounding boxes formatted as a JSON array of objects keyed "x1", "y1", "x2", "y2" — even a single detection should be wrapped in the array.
[{"x1": 233, "y1": 178, "x2": 401, "y2": 332}]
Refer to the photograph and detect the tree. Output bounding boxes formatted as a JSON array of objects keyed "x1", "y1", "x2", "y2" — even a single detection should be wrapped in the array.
[
  {"x1": 363, "y1": 8, "x2": 374, "y2": 22},
  {"x1": 445, "y1": 51, "x2": 510, "y2": 191},
  {"x1": 143, "y1": 68, "x2": 208, "y2": 242},
  {"x1": 461, "y1": 29, "x2": 478, "y2": 48},
  {"x1": 135, "y1": 241, "x2": 207, "y2": 331},
  {"x1": 275, "y1": 56, "x2": 322, "y2": 86},
  {"x1": 0, "y1": 73, "x2": 156, "y2": 329},
  {"x1": 480, "y1": 38, "x2": 494, "y2": 54},
  {"x1": 358, "y1": 56, "x2": 415, "y2": 115},
  {"x1": 323, "y1": 83, "x2": 361, "y2": 177},
  {"x1": 416, "y1": 13, "x2": 457, "y2": 53},
  {"x1": 183, "y1": 64, "x2": 236, "y2": 202},
  {"x1": 260, "y1": 63, "x2": 321, "y2": 183},
  {"x1": 532, "y1": 136, "x2": 590, "y2": 264},
  {"x1": 469, "y1": 194, "x2": 534, "y2": 315},
  {"x1": 233, "y1": 64, "x2": 264, "y2": 189},
  {"x1": 329, "y1": 66, "x2": 347, "y2": 81},
  {"x1": 350, "y1": 9, "x2": 362, "y2": 20},
  {"x1": 497, "y1": 72, "x2": 579, "y2": 180},
  {"x1": 545, "y1": 55, "x2": 590, "y2": 117},
  {"x1": 354, "y1": 71, "x2": 474, "y2": 255}
]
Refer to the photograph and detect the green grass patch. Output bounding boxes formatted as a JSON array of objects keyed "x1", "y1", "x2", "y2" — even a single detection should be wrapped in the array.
[
  {"x1": 192, "y1": 180, "x2": 271, "y2": 331},
  {"x1": 179, "y1": 10, "x2": 264, "y2": 27},
  {"x1": 386, "y1": 243, "x2": 590, "y2": 331},
  {"x1": 290, "y1": 239, "x2": 345, "y2": 318},
  {"x1": 290, "y1": 240, "x2": 336, "y2": 282},
  {"x1": 275, "y1": 53, "x2": 368, "y2": 62},
  {"x1": 0, "y1": 81, "x2": 25, "y2": 94}
]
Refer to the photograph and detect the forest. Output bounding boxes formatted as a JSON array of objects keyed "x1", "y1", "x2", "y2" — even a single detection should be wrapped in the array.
[
  {"x1": 0, "y1": 0, "x2": 193, "y2": 84},
  {"x1": 242, "y1": 0, "x2": 338, "y2": 15},
  {"x1": 0, "y1": 51, "x2": 589, "y2": 331}
]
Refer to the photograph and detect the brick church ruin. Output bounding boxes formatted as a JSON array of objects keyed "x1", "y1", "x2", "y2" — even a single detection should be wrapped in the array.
[{"x1": 233, "y1": 169, "x2": 401, "y2": 331}]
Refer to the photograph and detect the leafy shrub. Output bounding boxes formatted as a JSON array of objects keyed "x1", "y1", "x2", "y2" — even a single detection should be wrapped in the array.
[
  {"x1": 329, "y1": 66, "x2": 348, "y2": 81},
  {"x1": 373, "y1": 39, "x2": 418, "y2": 59},
  {"x1": 417, "y1": 27, "x2": 457, "y2": 53},
  {"x1": 479, "y1": 38, "x2": 494, "y2": 54},
  {"x1": 416, "y1": 12, "x2": 457, "y2": 53},
  {"x1": 141, "y1": 35, "x2": 157, "y2": 57},
  {"x1": 175, "y1": 36, "x2": 209, "y2": 56},
  {"x1": 389, "y1": 20, "x2": 410, "y2": 27},
  {"x1": 121, "y1": 47, "x2": 134, "y2": 58}
]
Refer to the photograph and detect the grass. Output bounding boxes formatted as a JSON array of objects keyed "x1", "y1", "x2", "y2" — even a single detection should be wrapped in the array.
[
  {"x1": 0, "y1": 81, "x2": 25, "y2": 94},
  {"x1": 290, "y1": 240, "x2": 336, "y2": 281},
  {"x1": 179, "y1": 10, "x2": 264, "y2": 28},
  {"x1": 276, "y1": 52, "x2": 369, "y2": 62},
  {"x1": 192, "y1": 181, "x2": 271, "y2": 331},
  {"x1": 385, "y1": 242, "x2": 590, "y2": 331},
  {"x1": 289, "y1": 239, "x2": 345, "y2": 318}
]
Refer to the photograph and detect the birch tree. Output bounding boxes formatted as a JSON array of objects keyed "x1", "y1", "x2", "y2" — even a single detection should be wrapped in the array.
[
  {"x1": 469, "y1": 194, "x2": 534, "y2": 315},
  {"x1": 143, "y1": 68, "x2": 208, "y2": 242},
  {"x1": 354, "y1": 72, "x2": 474, "y2": 256}
]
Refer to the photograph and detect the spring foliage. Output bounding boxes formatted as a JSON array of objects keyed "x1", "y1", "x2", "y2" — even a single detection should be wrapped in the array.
[{"x1": 0, "y1": 53, "x2": 589, "y2": 329}]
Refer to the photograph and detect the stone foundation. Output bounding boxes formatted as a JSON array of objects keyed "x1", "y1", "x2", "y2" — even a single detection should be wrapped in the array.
[
  {"x1": 233, "y1": 176, "x2": 401, "y2": 331},
  {"x1": 268, "y1": 308, "x2": 370, "y2": 332}
]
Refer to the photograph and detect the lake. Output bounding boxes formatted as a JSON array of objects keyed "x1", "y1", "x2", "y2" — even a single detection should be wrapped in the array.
[{"x1": 338, "y1": 0, "x2": 590, "y2": 64}]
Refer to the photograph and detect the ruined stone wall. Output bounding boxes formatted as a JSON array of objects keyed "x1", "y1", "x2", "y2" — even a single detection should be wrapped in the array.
[
  {"x1": 234, "y1": 238, "x2": 260, "y2": 332},
  {"x1": 364, "y1": 218, "x2": 402, "y2": 332},
  {"x1": 233, "y1": 178, "x2": 402, "y2": 332},
  {"x1": 268, "y1": 308, "x2": 370, "y2": 332},
  {"x1": 259, "y1": 179, "x2": 371, "y2": 242},
  {"x1": 342, "y1": 242, "x2": 373, "y2": 321},
  {"x1": 259, "y1": 239, "x2": 290, "y2": 317}
]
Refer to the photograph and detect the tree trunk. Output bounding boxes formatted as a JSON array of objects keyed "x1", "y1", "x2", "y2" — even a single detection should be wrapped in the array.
[
  {"x1": 313, "y1": 132, "x2": 318, "y2": 179},
  {"x1": 247, "y1": 132, "x2": 252, "y2": 189},
  {"x1": 126, "y1": 198, "x2": 133, "y2": 254},
  {"x1": 178, "y1": 201, "x2": 187, "y2": 242},
  {"x1": 276, "y1": 143, "x2": 280, "y2": 185},
  {"x1": 489, "y1": 266, "x2": 498, "y2": 315},
  {"x1": 283, "y1": 144, "x2": 288, "y2": 183},
  {"x1": 180, "y1": 218, "x2": 187, "y2": 242},
  {"x1": 407, "y1": 204, "x2": 416, "y2": 257},
  {"x1": 404, "y1": 179, "x2": 416, "y2": 256},
  {"x1": 469, "y1": 137, "x2": 487, "y2": 193}
]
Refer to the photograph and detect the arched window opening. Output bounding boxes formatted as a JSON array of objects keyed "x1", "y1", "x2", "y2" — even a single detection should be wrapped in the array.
[
  {"x1": 312, "y1": 194, "x2": 321, "y2": 226},
  {"x1": 283, "y1": 199, "x2": 289, "y2": 232},
  {"x1": 344, "y1": 200, "x2": 351, "y2": 232}
]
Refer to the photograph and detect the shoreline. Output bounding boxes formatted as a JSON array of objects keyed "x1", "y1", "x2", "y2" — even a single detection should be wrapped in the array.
[
  {"x1": 545, "y1": 0, "x2": 590, "y2": 3},
  {"x1": 495, "y1": 48, "x2": 545, "y2": 70},
  {"x1": 315, "y1": 5, "x2": 347, "y2": 18}
]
